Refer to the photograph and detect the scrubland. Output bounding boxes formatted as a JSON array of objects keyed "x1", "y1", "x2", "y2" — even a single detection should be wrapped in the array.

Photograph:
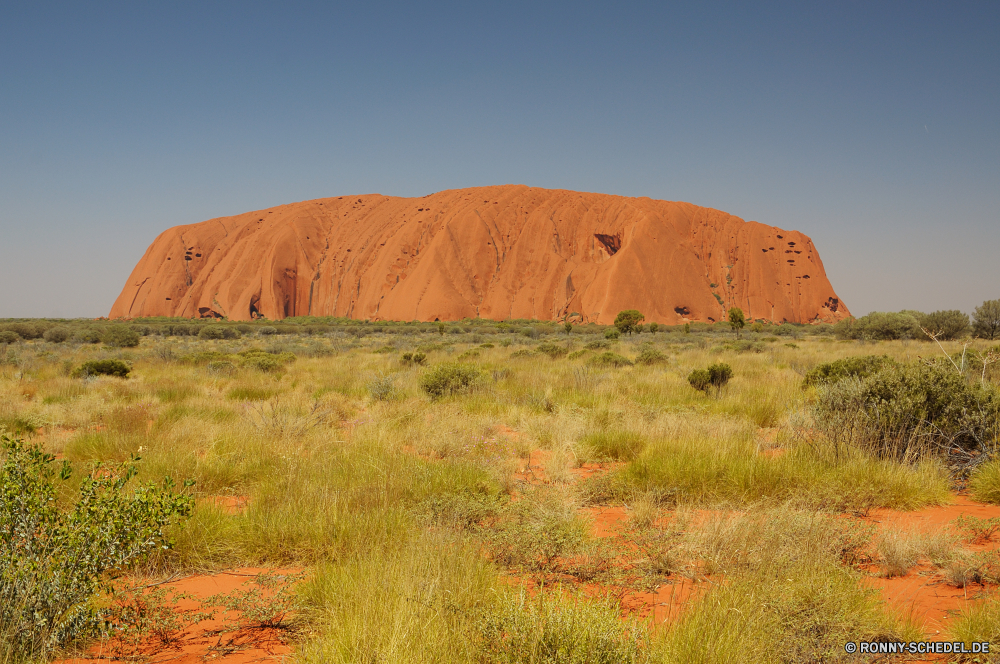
[{"x1": 2, "y1": 318, "x2": 999, "y2": 663}]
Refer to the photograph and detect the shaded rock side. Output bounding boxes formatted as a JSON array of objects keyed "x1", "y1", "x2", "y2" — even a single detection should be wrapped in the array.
[{"x1": 110, "y1": 185, "x2": 849, "y2": 324}]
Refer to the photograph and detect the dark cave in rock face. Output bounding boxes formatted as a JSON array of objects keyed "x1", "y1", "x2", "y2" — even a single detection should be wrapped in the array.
[{"x1": 594, "y1": 233, "x2": 621, "y2": 255}]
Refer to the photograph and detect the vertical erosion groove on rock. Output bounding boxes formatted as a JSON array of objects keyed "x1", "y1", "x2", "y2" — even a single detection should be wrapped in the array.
[{"x1": 110, "y1": 185, "x2": 850, "y2": 324}]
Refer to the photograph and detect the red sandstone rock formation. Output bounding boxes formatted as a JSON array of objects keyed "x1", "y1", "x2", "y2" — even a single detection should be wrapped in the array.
[{"x1": 110, "y1": 185, "x2": 849, "y2": 324}]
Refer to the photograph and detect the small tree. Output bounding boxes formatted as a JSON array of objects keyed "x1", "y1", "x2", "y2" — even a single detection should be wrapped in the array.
[
  {"x1": 437, "y1": 322, "x2": 446, "y2": 336},
  {"x1": 564, "y1": 322, "x2": 573, "y2": 334},
  {"x1": 649, "y1": 322, "x2": 658, "y2": 335},
  {"x1": 973, "y1": 299, "x2": 1000, "y2": 340},
  {"x1": 920, "y1": 310, "x2": 969, "y2": 340},
  {"x1": 728, "y1": 308, "x2": 746, "y2": 339},
  {"x1": 614, "y1": 310, "x2": 645, "y2": 336}
]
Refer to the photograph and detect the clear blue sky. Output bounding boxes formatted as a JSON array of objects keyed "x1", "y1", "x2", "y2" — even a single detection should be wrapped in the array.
[{"x1": 1, "y1": 1, "x2": 997, "y2": 318}]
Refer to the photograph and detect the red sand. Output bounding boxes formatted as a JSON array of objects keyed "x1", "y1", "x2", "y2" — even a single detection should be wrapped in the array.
[
  {"x1": 56, "y1": 568, "x2": 300, "y2": 664},
  {"x1": 110, "y1": 185, "x2": 849, "y2": 324}
]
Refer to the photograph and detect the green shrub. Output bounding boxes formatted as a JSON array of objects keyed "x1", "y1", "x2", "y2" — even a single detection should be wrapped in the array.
[
  {"x1": 804, "y1": 355, "x2": 896, "y2": 386},
  {"x1": 101, "y1": 324, "x2": 140, "y2": 348},
  {"x1": 536, "y1": 343, "x2": 568, "y2": 359},
  {"x1": 258, "y1": 326, "x2": 278, "y2": 335},
  {"x1": 604, "y1": 329, "x2": 620, "y2": 340},
  {"x1": 635, "y1": 348, "x2": 667, "y2": 365},
  {"x1": 0, "y1": 437, "x2": 194, "y2": 660},
  {"x1": 0, "y1": 331, "x2": 18, "y2": 345},
  {"x1": 580, "y1": 431, "x2": 648, "y2": 460},
  {"x1": 477, "y1": 587, "x2": 646, "y2": 664},
  {"x1": 71, "y1": 359, "x2": 131, "y2": 378},
  {"x1": 814, "y1": 360, "x2": 1000, "y2": 461},
  {"x1": 589, "y1": 352, "x2": 632, "y2": 367},
  {"x1": 0, "y1": 323, "x2": 43, "y2": 340},
  {"x1": 722, "y1": 340, "x2": 764, "y2": 353},
  {"x1": 420, "y1": 363, "x2": 485, "y2": 398},
  {"x1": 585, "y1": 340, "x2": 610, "y2": 350},
  {"x1": 367, "y1": 374, "x2": 400, "y2": 402},
  {"x1": 42, "y1": 327, "x2": 71, "y2": 343},
  {"x1": 198, "y1": 325, "x2": 240, "y2": 340},
  {"x1": 235, "y1": 324, "x2": 253, "y2": 335},
  {"x1": 833, "y1": 311, "x2": 921, "y2": 341},
  {"x1": 688, "y1": 363, "x2": 732, "y2": 393},
  {"x1": 401, "y1": 352, "x2": 427, "y2": 366},
  {"x1": 649, "y1": 322, "x2": 658, "y2": 334},
  {"x1": 238, "y1": 349, "x2": 294, "y2": 372},
  {"x1": 70, "y1": 328, "x2": 100, "y2": 344}
]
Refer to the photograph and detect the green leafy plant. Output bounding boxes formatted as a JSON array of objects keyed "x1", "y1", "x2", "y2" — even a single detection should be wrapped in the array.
[
  {"x1": 727, "y1": 307, "x2": 745, "y2": 338},
  {"x1": 974, "y1": 299, "x2": 1000, "y2": 340},
  {"x1": 0, "y1": 331, "x2": 19, "y2": 344},
  {"x1": 648, "y1": 322, "x2": 658, "y2": 335},
  {"x1": 688, "y1": 362, "x2": 732, "y2": 393},
  {"x1": 803, "y1": 355, "x2": 896, "y2": 386},
  {"x1": 71, "y1": 359, "x2": 132, "y2": 378},
  {"x1": 198, "y1": 325, "x2": 240, "y2": 340},
  {"x1": 635, "y1": 348, "x2": 666, "y2": 365},
  {"x1": 43, "y1": 327, "x2": 71, "y2": 343},
  {"x1": 401, "y1": 351, "x2": 427, "y2": 366},
  {"x1": 613, "y1": 310, "x2": 645, "y2": 336},
  {"x1": 420, "y1": 363, "x2": 485, "y2": 398},
  {"x1": 536, "y1": 343, "x2": 568, "y2": 359},
  {"x1": 0, "y1": 436, "x2": 194, "y2": 660},
  {"x1": 101, "y1": 324, "x2": 141, "y2": 348},
  {"x1": 589, "y1": 352, "x2": 633, "y2": 368}
]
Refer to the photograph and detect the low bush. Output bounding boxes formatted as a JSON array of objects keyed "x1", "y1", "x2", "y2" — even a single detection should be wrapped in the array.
[
  {"x1": 101, "y1": 324, "x2": 140, "y2": 348},
  {"x1": 43, "y1": 327, "x2": 71, "y2": 343},
  {"x1": 813, "y1": 360, "x2": 1000, "y2": 461},
  {"x1": 0, "y1": 437, "x2": 194, "y2": 661},
  {"x1": 604, "y1": 329, "x2": 620, "y2": 340},
  {"x1": 589, "y1": 352, "x2": 632, "y2": 368},
  {"x1": 75, "y1": 328, "x2": 102, "y2": 344},
  {"x1": 635, "y1": 348, "x2": 667, "y2": 365},
  {"x1": 199, "y1": 325, "x2": 240, "y2": 340},
  {"x1": 258, "y1": 326, "x2": 278, "y2": 335},
  {"x1": 0, "y1": 331, "x2": 19, "y2": 344},
  {"x1": 803, "y1": 355, "x2": 896, "y2": 386},
  {"x1": 536, "y1": 343, "x2": 568, "y2": 359},
  {"x1": 585, "y1": 340, "x2": 610, "y2": 350},
  {"x1": 0, "y1": 323, "x2": 44, "y2": 340},
  {"x1": 238, "y1": 349, "x2": 295, "y2": 372},
  {"x1": 833, "y1": 311, "x2": 921, "y2": 341},
  {"x1": 420, "y1": 363, "x2": 485, "y2": 398},
  {"x1": 401, "y1": 352, "x2": 427, "y2": 366},
  {"x1": 367, "y1": 374, "x2": 400, "y2": 402},
  {"x1": 71, "y1": 359, "x2": 131, "y2": 378},
  {"x1": 688, "y1": 363, "x2": 732, "y2": 392}
]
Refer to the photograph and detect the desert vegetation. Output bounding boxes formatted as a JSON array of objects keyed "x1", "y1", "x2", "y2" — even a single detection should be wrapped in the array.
[{"x1": 1, "y1": 311, "x2": 999, "y2": 662}]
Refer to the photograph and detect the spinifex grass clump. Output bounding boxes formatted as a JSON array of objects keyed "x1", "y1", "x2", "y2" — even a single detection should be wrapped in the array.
[
  {"x1": 477, "y1": 587, "x2": 647, "y2": 664},
  {"x1": 0, "y1": 436, "x2": 194, "y2": 662}
]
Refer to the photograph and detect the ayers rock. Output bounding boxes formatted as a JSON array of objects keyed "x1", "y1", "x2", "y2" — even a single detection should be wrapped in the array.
[{"x1": 111, "y1": 185, "x2": 849, "y2": 324}]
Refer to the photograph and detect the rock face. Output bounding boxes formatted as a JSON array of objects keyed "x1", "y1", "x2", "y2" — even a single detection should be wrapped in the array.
[{"x1": 110, "y1": 185, "x2": 849, "y2": 324}]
